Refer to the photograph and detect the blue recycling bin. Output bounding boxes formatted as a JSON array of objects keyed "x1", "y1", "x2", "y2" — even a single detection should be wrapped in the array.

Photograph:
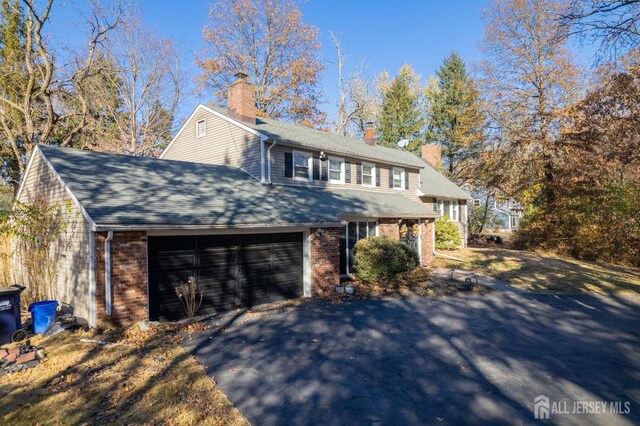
[
  {"x1": 28, "y1": 300, "x2": 58, "y2": 334},
  {"x1": 0, "y1": 286, "x2": 25, "y2": 344}
]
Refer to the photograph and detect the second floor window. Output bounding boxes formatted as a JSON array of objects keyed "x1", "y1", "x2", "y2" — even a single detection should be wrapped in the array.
[
  {"x1": 293, "y1": 151, "x2": 312, "y2": 181},
  {"x1": 392, "y1": 168, "x2": 405, "y2": 189},
  {"x1": 196, "y1": 120, "x2": 206, "y2": 137},
  {"x1": 328, "y1": 157, "x2": 344, "y2": 183},
  {"x1": 362, "y1": 162, "x2": 375, "y2": 186}
]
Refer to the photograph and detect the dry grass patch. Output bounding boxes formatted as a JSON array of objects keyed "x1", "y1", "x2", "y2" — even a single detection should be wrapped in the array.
[
  {"x1": 433, "y1": 247, "x2": 640, "y2": 295},
  {"x1": 0, "y1": 324, "x2": 247, "y2": 425}
]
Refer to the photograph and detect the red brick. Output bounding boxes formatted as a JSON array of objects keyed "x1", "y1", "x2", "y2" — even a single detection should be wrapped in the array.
[
  {"x1": 310, "y1": 227, "x2": 341, "y2": 297},
  {"x1": 8, "y1": 347, "x2": 20, "y2": 355},
  {"x1": 16, "y1": 351, "x2": 36, "y2": 365},
  {"x1": 0, "y1": 349, "x2": 7, "y2": 360},
  {"x1": 6, "y1": 353, "x2": 16, "y2": 363}
]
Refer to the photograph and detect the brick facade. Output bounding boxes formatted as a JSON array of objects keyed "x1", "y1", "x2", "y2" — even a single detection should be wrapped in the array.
[
  {"x1": 95, "y1": 231, "x2": 148, "y2": 326},
  {"x1": 310, "y1": 227, "x2": 341, "y2": 296},
  {"x1": 420, "y1": 219, "x2": 436, "y2": 265},
  {"x1": 377, "y1": 218, "x2": 400, "y2": 239}
]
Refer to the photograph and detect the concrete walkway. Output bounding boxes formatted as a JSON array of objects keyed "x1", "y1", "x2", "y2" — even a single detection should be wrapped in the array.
[{"x1": 184, "y1": 294, "x2": 640, "y2": 425}]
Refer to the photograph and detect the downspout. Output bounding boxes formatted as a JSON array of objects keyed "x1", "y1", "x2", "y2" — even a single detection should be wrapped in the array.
[
  {"x1": 105, "y1": 231, "x2": 114, "y2": 316},
  {"x1": 88, "y1": 231, "x2": 96, "y2": 327},
  {"x1": 267, "y1": 140, "x2": 277, "y2": 184},
  {"x1": 432, "y1": 218, "x2": 464, "y2": 262},
  {"x1": 260, "y1": 139, "x2": 265, "y2": 182}
]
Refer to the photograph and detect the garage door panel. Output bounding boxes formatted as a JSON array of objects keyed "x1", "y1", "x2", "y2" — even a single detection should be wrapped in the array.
[{"x1": 149, "y1": 233, "x2": 303, "y2": 321}]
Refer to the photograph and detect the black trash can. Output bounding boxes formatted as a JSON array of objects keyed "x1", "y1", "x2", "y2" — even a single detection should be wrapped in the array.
[{"x1": 0, "y1": 286, "x2": 25, "y2": 345}]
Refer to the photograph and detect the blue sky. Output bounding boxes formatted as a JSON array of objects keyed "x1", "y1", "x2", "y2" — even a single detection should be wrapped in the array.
[
  {"x1": 134, "y1": 0, "x2": 487, "y2": 121},
  {"x1": 52, "y1": 0, "x2": 592, "y2": 124}
]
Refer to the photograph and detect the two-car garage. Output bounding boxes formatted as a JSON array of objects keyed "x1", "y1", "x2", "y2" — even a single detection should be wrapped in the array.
[{"x1": 148, "y1": 232, "x2": 304, "y2": 321}]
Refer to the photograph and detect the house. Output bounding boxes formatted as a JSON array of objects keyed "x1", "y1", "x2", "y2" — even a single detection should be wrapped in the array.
[
  {"x1": 464, "y1": 185, "x2": 524, "y2": 231},
  {"x1": 13, "y1": 72, "x2": 469, "y2": 327}
]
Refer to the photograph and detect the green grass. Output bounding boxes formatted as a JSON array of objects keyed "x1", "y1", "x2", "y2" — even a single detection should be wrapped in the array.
[{"x1": 432, "y1": 247, "x2": 640, "y2": 295}]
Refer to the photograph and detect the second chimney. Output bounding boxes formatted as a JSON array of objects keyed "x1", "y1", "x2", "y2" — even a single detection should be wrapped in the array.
[
  {"x1": 364, "y1": 121, "x2": 376, "y2": 146},
  {"x1": 421, "y1": 143, "x2": 442, "y2": 169},
  {"x1": 228, "y1": 71, "x2": 257, "y2": 124}
]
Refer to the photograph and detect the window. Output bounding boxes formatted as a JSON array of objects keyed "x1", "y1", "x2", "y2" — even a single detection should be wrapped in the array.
[
  {"x1": 392, "y1": 168, "x2": 405, "y2": 189},
  {"x1": 362, "y1": 162, "x2": 375, "y2": 187},
  {"x1": 293, "y1": 151, "x2": 312, "y2": 181},
  {"x1": 196, "y1": 120, "x2": 206, "y2": 137},
  {"x1": 328, "y1": 157, "x2": 344, "y2": 183},
  {"x1": 435, "y1": 199, "x2": 459, "y2": 221},
  {"x1": 345, "y1": 221, "x2": 378, "y2": 273},
  {"x1": 473, "y1": 199, "x2": 481, "y2": 207},
  {"x1": 451, "y1": 202, "x2": 460, "y2": 222}
]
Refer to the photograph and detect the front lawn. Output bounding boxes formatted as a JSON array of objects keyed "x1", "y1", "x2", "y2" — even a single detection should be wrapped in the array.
[
  {"x1": 432, "y1": 247, "x2": 640, "y2": 295},
  {"x1": 0, "y1": 324, "x2": 247, "y2": 425}
]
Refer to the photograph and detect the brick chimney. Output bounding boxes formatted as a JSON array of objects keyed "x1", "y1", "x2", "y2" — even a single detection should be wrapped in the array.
[
  {"x1": 421, "y1": 143, "x2": 442, "y2": 169},
  {"x1": 364, "y1": 121, "x2": 376, "y2": 146},
  {"x1": 228, "y1": 71, "x2": 256, "y2": 124}
]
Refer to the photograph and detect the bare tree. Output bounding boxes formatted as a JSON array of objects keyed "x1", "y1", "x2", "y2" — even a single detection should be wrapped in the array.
[
  {"x1": 563, "y1": 0, "x2": 640, "y2": 61},
  {"x1": 328, "y1": 32, "x2": 376, "y2": 138},
  {"x1": 0, "y1": 0, "x2": 125, "y2": 192},
  {"x1": 98, "y1": 15, "x2": 182, "y2": 156}
]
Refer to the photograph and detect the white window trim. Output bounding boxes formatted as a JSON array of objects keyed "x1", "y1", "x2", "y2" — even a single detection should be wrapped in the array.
[
  {"x1": 392, "y1": 167, "x2": 405, "y2": 190},
  {"x1": 293, "y1": 150, "x2": 312, "y2": 182},
  {"x1": 361, "y1": 162, "x2": 376, "y2": 187},
  {"x1": 328, "y1": 156, "x2": 345, "y2": 184},
  {"x1": 451, "y1": 202, "x2": 460, "y2": 222},
  {"x1": 196, "y1": 119, "x2": 206, "y2": 137}
]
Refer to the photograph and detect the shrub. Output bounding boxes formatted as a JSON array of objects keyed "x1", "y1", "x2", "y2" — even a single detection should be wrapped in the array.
[
  {"x1": 468, "y1": 206, "x2": 501, "y2": 237},
  {"x1": 435, "y1": 215, "x2": 461, "y2": 250},
  {"x1": 353, "y1": 236, "x2": 419, "y2": 284},
  {"x1": 175, "y1": 276, "x2": 203, "y2": 318}
]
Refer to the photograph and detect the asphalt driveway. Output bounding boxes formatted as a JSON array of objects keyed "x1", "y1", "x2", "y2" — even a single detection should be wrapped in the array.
[{"x1": 184, "y1": 293, "x2": 640, "y2": 425}]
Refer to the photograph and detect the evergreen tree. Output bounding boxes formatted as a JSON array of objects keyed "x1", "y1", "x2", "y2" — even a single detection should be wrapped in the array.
[
  {"x1": 376, "y1": 65, "x2": 425, "y2": 153},
  {"x1": 425, "y1": 52, "x2": 485, "y2": 182}
]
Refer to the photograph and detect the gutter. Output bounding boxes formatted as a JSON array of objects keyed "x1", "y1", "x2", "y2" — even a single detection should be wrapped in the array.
[
  {"x1": 104, "y1": 231, "x2": 114, "y2": 316},
  {"x1": 267, "y1": 140, "x2": 277, "y2": 184}
]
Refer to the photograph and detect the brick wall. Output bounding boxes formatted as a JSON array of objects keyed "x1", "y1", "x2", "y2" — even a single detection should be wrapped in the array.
[
  {"x1": 421, "y1": 219, "x2": 436, "y2": 264},
  {"x1": 378, "y1": 218, "x2": 400, "y2": 239},
  {"x1": 95, "y1": 231, "x2": 148, "y2": 326},
  {"x1": 310, "y1": 227, "x2": 341, "y2": 296}
]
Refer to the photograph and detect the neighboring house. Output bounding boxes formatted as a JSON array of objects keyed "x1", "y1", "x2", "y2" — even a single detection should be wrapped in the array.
[
  {"x1": 14, "y1": 72, "x2": 469, "y2": 327},
  {"x1": 464, "y1": 185, "x2": 524, "y2": 231}
]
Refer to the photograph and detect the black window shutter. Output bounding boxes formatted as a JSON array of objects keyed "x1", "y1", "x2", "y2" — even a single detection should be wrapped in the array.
[
  {"x1": 375, "y1": 166, "x2": 381, "y2": 187},
  {"x1": 433, "y1": 198, "x2": 438, "y2": 211},
  {"x1": 356, "y1": 163, "x2": 362, "y2": 185},
  {"x1": 389, "y1": 168, "x2": 394, "y2": 188},
  {"x1": 284, "y1": 152, "x2": 293, "y2": 178},
  {"x1": 313, "y1": 156, "x2": 320, "y2": 180},
  {"x1": 321, "y1": 160, "x2": 328, "y2": 181},
  {"x1": 345, "y1": 162, "x2": 351, "y2": 183},
  {"x1": 405, "y1": 171, "x2": 410, "y2": 190}
]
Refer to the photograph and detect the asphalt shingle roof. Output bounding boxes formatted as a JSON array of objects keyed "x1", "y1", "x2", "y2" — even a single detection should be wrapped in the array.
[
  {"x1": 208, "y1": 105, "x2": 427, "y2": 169},
  {"x1": 39, "y1": 145, "x2": 437, "y2": 229},
  {"x1": 419, "y1": 164, "x2": 472, "y2": 200}
]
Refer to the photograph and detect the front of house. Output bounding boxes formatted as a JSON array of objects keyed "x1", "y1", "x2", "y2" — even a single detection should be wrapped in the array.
[{"x1": 14, "y1": 73, "x2": 469, "y2": 327}]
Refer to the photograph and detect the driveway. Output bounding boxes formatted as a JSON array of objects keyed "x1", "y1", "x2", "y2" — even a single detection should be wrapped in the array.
[{"x1": 184, "y1": 293, "x2": 640, "y2": 425}]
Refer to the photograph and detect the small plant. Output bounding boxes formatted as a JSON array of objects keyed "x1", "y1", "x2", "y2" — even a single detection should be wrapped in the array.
[
  {"x1": 175, "y1": 276, "x2": 203, "y2": 318},
  {"x1": 435, "y1": 215, "x2": 461, "y2": 250},
  {"x1": 354, "y1": 236, "x2": 419, "y2": 284}
]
